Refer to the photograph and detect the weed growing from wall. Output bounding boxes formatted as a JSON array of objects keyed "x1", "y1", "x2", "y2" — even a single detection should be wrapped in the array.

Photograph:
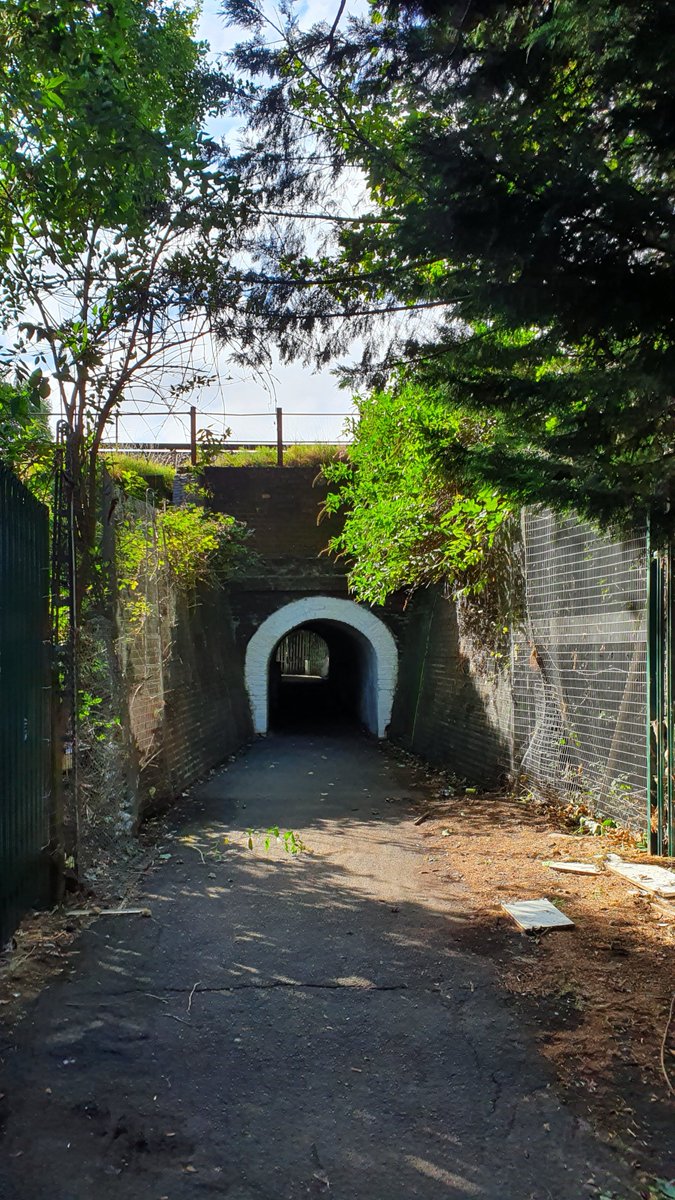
[{"x1": 116, "y1": 493, "x2": 250, "y2": 632}]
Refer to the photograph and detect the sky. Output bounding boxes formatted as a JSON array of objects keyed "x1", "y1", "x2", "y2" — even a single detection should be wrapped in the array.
[{"x1": 114, "y1": 0, "x2": 364, "y2": 449}]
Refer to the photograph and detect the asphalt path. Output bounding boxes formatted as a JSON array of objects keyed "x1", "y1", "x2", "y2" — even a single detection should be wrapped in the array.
[{"x1": 0, "y1": 734, "x2": 637, "y2": 1198}]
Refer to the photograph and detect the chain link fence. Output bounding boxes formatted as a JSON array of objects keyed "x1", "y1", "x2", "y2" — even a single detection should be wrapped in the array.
[{"x1": 512, "y1": 509, "x2": 648, "y2": 828}]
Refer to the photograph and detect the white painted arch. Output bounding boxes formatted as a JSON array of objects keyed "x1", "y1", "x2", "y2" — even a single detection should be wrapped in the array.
[{"x1": 245, "y1": 596, "x2": 398, "y2": 738}]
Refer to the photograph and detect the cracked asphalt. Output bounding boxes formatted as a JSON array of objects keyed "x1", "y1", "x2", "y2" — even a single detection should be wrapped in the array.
[{"x1": 0, "y1": 734, "x2": 638, "y2": 1198}]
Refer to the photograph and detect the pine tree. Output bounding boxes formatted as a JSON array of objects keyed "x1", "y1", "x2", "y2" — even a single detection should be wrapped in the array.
[{"x1": 227, "y1": 0, "x2": 675, "y2": 534}]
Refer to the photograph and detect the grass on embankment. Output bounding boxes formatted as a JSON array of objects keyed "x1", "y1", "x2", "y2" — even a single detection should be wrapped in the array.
[
  {"x1": 104, "y1": 444, "x2": 350, "y2": 500},
  {"x1": 213, "y1": 443, "x2": 349, "y2": 468},
  {"x1": 104, "y1": 454, "x2": 176, "y2": 501}
]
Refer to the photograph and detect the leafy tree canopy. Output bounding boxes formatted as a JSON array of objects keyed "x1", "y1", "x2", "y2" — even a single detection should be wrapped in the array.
[
  {"x1": 227, "y1": 0, "x2": 675, "y2": 536},
  {"x1": 0, "y1": 0, "x2": 264, "y2": 602},
  {"x1": 0, "y1": 0, "x2": 210, "y2": 258},
  {"x1": 0, "y1": 375, "x2": 52, "y2": 499}
]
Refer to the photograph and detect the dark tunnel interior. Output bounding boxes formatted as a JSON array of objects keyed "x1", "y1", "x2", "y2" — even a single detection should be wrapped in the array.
[{"x1": 268, "y1": 621, "x2": 367, "y2": 733}]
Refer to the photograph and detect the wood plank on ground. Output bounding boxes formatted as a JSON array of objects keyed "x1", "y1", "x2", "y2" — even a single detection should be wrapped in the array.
[
  {"x1": 544, "y1": 861, "x2": 601, "y2": 876},
  {"x1": 68, "y1": 907, "x2": 152, "y2": 917},
  {"x1": 606, "y1": 859, "x2": 675, "y2": 898},
  {"x1": 502, "y1": 899, "x2": 575, "y2": 932}
]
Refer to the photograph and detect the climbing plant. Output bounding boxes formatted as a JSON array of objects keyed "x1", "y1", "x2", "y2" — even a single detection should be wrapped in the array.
[
  {"x1": 116, "y1": 497, "x2": 250, "y2": 626},
  {"x1": 323, "y1": 383, "x2": 511, "y2": 604}
]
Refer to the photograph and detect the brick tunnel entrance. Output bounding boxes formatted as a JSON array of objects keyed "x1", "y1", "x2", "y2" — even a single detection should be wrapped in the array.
[{"x1": 244, "y1": 597, "x2": 398, "y2": 738}]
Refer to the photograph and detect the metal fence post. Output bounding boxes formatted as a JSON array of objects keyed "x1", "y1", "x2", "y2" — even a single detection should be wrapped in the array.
[
  {"x1": 190, "y1": 406, "x2": 197, "y2": 467},
  {"x1": 646, "y1": 526, "x2": 674, "y2": 856},
  {"x1": 646, "y1": 518, "x2": 653, "y2": 849},
  {"x1": 662, "y1": 540, "x2": 667, "y2": 859}
]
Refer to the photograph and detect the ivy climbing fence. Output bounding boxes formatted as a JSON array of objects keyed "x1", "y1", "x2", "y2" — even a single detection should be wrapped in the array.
[{"x1": 114, "y1": 493, "x2": 175, "y2": 804}]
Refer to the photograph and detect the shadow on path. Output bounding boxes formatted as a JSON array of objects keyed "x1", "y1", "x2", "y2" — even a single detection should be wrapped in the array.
[{"x1": 0, "y1": 735, "x2": 638, "y2": 1199}]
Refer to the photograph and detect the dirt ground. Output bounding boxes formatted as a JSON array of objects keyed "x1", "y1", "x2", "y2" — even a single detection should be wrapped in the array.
[
  {"x1": 397, "y1": 754, "x2": 675, "y2": 1185},
  {"x1": 1, "y1": 738, "x2": 673, "y2": 1196}
]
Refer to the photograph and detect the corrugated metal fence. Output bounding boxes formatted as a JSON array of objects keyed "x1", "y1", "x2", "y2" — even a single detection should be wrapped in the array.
[
  {"x1": 276, "y1": 629, "x2": 329, "y2": 677},
  {"x1": 0, "y1": 463, "x2": 51, "y2": 945}
]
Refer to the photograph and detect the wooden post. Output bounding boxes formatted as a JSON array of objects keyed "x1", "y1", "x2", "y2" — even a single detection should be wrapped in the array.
[
  {"x1": 276, "y1": 406, "x2": 284, "y2": 467},
  {"x1": 190, "y1": 405, "x2": 197, "y2": 466}
]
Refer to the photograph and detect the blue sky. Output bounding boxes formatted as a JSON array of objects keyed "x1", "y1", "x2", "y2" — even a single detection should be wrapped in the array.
[{"x1": 115, "y1": 0, "x2": 362, "y2": 448}]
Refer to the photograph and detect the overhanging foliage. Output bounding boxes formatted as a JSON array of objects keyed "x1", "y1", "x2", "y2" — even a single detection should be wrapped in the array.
[
  {"x1": 227, "y1": 0, "x2": 675, "y2": 537},
  {"x1": 323, "y1": 384, "x2": 511, "y2": 603}
]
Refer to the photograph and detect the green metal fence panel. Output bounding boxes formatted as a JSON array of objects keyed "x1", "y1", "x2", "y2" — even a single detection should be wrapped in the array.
[
  {"x1": 646, "y1": 537, "x2": 675, "y2": 856},
  {"x1": 0, "y1": 463, "x2": 51, "y2": 945}
]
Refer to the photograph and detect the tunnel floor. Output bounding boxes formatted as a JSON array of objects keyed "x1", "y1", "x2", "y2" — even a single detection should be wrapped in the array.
[
  {"x1": 0, "y1": 735, "x2": 635, "y2": 1200},
  {"x1": 269, "y1": 675, "x2": 361, "y2": 734}
]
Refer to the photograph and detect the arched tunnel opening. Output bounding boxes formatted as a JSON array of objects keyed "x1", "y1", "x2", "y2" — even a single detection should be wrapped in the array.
[
  {"x1": 245, "y1": 596, "x2": 397, "y2": 738},
  {"x1": 268, "y1": 620, "x2": 375, "y2": 734}
]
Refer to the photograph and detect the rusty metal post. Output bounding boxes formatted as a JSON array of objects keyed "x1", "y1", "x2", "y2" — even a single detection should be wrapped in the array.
[
  {"x1": 276, "y1": 407, "x2": 284, "y2": 466},
  {"x1": 190, "y1": 406, "x2": 197, "y2": 466}
]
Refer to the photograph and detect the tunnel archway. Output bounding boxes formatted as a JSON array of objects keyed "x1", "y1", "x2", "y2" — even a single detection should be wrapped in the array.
[{"x1": 245, "y1": 597, "x2": 397, "y2": 737}]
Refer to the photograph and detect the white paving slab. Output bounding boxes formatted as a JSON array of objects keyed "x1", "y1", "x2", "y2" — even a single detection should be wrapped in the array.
[
  {"x1": 606, "y1": 859, "x2": 675, "y2": 898},
  {"x1": 544, "y1": 861, "x2": 601, "y2": 876},
  {"x1": 502, "y1": 898, "x2": 575, "y2": 932}
]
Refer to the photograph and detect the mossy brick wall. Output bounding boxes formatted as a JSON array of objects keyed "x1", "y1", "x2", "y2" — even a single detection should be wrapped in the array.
[
  {"x1": 389, "y1": 587, "x2": 512, "y2": 788},
  {"x1": 123, "y1": 584, "x2": 251, "y2": 816}
]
